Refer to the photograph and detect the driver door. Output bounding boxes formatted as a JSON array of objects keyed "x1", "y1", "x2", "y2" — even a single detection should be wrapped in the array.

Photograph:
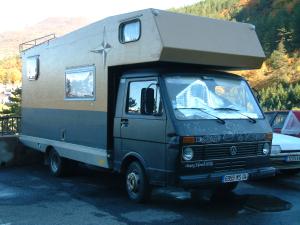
[{"x1": 120, "y1": 77, "x2": 166, "y2": 182}]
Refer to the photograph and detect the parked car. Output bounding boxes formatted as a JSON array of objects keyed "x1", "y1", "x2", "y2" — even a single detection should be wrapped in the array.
[
  {"x1": 265, "y1": 110, "x2": 300, "y2": 137},
  {"x1": 271, "y1": 133, "x2": 300, "y2": 174}
]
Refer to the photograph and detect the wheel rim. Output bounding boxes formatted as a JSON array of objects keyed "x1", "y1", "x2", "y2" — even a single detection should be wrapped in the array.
[
  {"x1": 127, "y1": 171, "x2": 140, "y2": 193},
  {"x1": 50, "y1": 152, "x2": 60, "y2": 173}
]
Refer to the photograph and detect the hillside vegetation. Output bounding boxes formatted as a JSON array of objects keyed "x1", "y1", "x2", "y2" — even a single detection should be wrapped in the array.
[
  {"x1": 0, "y1": 17, "x2": 91, "y2": 59},
  {"x1": 0, "y1": 56, "x2": 21, "y2": 84},
  {"x1": 172, "y1": 0, "x2": 300, "y2": 110}
]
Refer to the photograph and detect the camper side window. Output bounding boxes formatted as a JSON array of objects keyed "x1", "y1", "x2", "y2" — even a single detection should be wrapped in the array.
[
  {"x1": 127, "y1": 80, "x2": 162, "y2": 115},
  {"x1": 119, "y1": 19, "x2": 141, "y2": 43},
  {"x1": 65, "y1": 66, "x2": 95, "y2": 100},
  {"x1": 26, "y1": 56, "x2": 39, "y2": 80}
]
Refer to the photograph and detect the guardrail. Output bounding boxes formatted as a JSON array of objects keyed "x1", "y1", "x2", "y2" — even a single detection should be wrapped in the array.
[{"x1": 0, "y1": 116, "x2": 21, "y2": 136}]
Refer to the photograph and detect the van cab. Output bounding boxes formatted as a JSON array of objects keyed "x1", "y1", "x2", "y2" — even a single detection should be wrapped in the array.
[{"x1": 113, "y1": 69, "x2": 274, "y2": 201}]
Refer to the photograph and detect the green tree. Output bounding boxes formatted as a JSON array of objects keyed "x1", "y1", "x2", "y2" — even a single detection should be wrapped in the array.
[
  {"x1": 2, "y1": 88, "x2": 22, "y2": 116},
  {"x1": 266, "y1": 32, "x2": 289, "y2": 67},
  {"x1": 259, "y1": 81, "x2": 300, "y2": 111},
  {"x1": 266, "y1": 40, "x2": 290, "y2": 82},
  {"x1": 0, "y1": 56, "x2": 22, "y2": 84}
]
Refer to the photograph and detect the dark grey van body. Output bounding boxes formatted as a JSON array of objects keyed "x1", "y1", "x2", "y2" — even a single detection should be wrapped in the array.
[{"x1": 113, "y1": 69, "x2": 274, "y2": 187}]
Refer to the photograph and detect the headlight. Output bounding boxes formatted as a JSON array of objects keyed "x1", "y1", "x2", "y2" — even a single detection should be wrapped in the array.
[
  {"x1": 182, "y1": 147, "x2": 194, "y2": 161},
  {"x1": 263, "y1": 143, "x2": 270, "y2": 155},
  {"x1": 271, "y1": 145, "x2": 282, "y2": 155}
]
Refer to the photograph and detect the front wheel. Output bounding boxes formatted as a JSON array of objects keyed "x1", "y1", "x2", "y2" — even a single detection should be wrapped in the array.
[
  {"x1": 125, "y1": 161, "x2": 151, "y2": 203},
  {"x1": 215, "y1": 182, "x2": 239, "y2": 194}
]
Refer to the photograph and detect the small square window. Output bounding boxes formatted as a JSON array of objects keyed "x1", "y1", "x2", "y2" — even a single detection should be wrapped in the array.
[
  {"x1": 65, "y1": 66, "x2": 95, "y2": 100},
  {"x1": 26, "y1": 56, "x2": 39, "y2": 80},
  {"x1": 119, "y1": 19, "x2": 141, "y2": 43}
]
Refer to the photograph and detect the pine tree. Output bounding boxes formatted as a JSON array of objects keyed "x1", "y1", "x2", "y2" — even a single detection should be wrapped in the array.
[
  {"x1": 267, "y1": 40, "x2": 288, "y2": 70},
  {"x1": 2, "y1": 88, "x2": 22, "y2": 116}
]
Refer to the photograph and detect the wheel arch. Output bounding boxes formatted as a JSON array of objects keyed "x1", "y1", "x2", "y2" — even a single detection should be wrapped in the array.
[
  {"x1": 120, "y1": 152, "x2": 148, "y2": 175},
  {"x1": 45, "y1": 145, "x2": 55, "y2": 157}
]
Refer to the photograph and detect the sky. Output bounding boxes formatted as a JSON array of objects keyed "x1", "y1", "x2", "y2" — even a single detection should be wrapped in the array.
[{"x1": 0, "y1": 0, "x2": 200, "y2": 32}]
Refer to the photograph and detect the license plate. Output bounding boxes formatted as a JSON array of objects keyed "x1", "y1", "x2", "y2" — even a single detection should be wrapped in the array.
[
  {"x1": 222, "y1": 173, "x2": 248, "y2": 183},
  {"x1": 286, "y1": 155, "x2": 300, "y2": 162}
]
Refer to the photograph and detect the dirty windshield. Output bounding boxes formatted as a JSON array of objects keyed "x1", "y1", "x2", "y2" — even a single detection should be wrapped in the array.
[{"x1": 164, "y1": 74, "x2": 263, "y2": 120}]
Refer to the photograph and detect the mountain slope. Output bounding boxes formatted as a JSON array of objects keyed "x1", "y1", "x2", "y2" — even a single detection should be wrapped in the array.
[
  {"x1": 172, "y1": 0, "x2": 300, "y2": 56},
  {"x1": 0, "y1": 17, "x2": 92, "y2": 59}
]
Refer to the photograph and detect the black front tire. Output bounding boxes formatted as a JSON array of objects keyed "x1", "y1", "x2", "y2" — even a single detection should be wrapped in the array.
[
  {"x1": 215, "y1": 182, "x2": 239, "y2": 194},
  {"x1": 125, "y1": 161, "x2": 151, "y2": 203}
]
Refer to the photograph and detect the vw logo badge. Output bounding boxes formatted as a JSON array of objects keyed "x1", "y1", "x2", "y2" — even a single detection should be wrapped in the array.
[{"x1": 230, "y1": 146, "x2": 238, "y2": 156}]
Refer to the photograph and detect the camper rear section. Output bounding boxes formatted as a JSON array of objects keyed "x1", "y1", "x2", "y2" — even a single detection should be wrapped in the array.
[{"x1": 19, "y1": 20, "x2": 112, "y2": 168}]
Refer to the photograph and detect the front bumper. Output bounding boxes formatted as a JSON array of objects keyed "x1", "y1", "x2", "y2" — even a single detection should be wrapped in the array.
[
  {"x1": 271, "y1": 155, "x2": 300, "y2": 170},
  {"x1": 178, "y1": 166, "x2": 275, "y2": 187}
]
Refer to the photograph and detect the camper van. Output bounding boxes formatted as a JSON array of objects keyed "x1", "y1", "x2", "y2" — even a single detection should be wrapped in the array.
[{"x1": 20, "y1": 9, "x2": 275, "y2": 202}]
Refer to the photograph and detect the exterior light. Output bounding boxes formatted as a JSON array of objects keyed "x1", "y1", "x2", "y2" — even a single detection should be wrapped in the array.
[
  {"x1": 182, "y1": 147, "x2": 194, "y2": 161},
  {"x1": 182, "y1": 136, "x2": 196, "y2": 144},
  {"x1": 263, "y1": 143, "x2": 270, "y2": 155},
  {"x1": 271, "y1": 145, "x2": 282, "y2": 156}
]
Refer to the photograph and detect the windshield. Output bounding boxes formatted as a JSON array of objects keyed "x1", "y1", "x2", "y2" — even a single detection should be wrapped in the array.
[{"x1": 164, "y1": 74, "x2": 263, "y2": 120}]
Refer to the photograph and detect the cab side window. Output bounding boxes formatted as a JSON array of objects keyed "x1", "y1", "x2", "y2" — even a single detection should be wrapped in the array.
[{"x1": 127, "y1": 80, "x2": 162, "y2": 115}]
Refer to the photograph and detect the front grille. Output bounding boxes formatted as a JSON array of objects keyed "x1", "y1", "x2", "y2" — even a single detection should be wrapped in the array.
[
  {"x1": 214, "y1": 160, "x2": 247, "y2": 172},
  {"x1": 190, "y1": 142, "x2": 265, "y2": 161}
]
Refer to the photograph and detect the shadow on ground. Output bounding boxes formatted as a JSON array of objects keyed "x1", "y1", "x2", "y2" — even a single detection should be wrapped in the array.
[{"x1": 67, "y1": 165, "x2": 293, "y2": 218}]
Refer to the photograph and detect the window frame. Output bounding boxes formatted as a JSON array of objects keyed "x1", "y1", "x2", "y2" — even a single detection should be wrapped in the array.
[
  {"x1": 26, "y1": 55, "x2": 39, "y2": 81},
  {"x1": 64, "y1": 65, "x2": 96, "y2": 101},
  {"x1": 162, "y1": 73, "x2": 265, "y2": 121},
  {"x1": 119, "y1": 19, "x2": 141, "y2": 44},
  {"x1": 124, "y1": 78, "x2": 163, "y2": 118}
]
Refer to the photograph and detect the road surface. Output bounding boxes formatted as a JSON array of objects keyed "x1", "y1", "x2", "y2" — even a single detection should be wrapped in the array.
[{"x1": 0, "y1": 165, "x2": 299, "y2": 225}]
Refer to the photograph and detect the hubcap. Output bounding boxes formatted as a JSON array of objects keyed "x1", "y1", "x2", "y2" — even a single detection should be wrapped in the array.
[
  {"x1": 50, "y1": 153, "x2": 59, "y2": 173},
  {"x1": 127, "y1": 172, "x2": 140, "y2": 193}
]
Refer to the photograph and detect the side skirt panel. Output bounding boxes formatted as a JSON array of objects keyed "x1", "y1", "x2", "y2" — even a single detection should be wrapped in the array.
[{"x1": 20, "y1": 135, "x2": 110, "y2": 169}]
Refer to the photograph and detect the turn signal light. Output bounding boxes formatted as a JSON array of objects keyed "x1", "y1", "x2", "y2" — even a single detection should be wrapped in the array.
[
  {"x1": 266, "y1": 132, "x2": 273, "y2": 141},
  {"x1": 182, "y1": 136, "x2": 196, "y2": 144}
]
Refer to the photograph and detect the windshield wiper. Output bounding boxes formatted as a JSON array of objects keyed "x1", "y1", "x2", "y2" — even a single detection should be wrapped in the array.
[
  {"x1": 175, "y1": 107, "x2": 225, "y2": 124},
  {"x1": 213, "y1": 107, "x2": 256, "y2": 123}
]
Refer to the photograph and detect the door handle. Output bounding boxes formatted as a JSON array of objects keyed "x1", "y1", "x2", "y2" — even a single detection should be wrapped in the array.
[{"x1": 120, "y1": 118, "x2": 129, "y2": 128}]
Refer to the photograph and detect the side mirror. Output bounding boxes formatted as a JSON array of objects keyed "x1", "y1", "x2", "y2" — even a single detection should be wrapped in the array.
[{"x1": 141, "y1": 88, "x2": 154, "y2": 115}]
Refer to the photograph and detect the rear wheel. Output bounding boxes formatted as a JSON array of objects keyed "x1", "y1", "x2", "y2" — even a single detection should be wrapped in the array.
[
  {"x1": 48, "y1": 149, "x2": 67, "y2": 177},
  {"x1": 125, "y1": 161, "x2": 151, "y2": 203}
]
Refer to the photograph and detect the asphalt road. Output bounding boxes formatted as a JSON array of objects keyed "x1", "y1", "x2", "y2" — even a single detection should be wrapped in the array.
[{"x1": 0, "y1": 165, "x2": 300, "y2": 225}]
